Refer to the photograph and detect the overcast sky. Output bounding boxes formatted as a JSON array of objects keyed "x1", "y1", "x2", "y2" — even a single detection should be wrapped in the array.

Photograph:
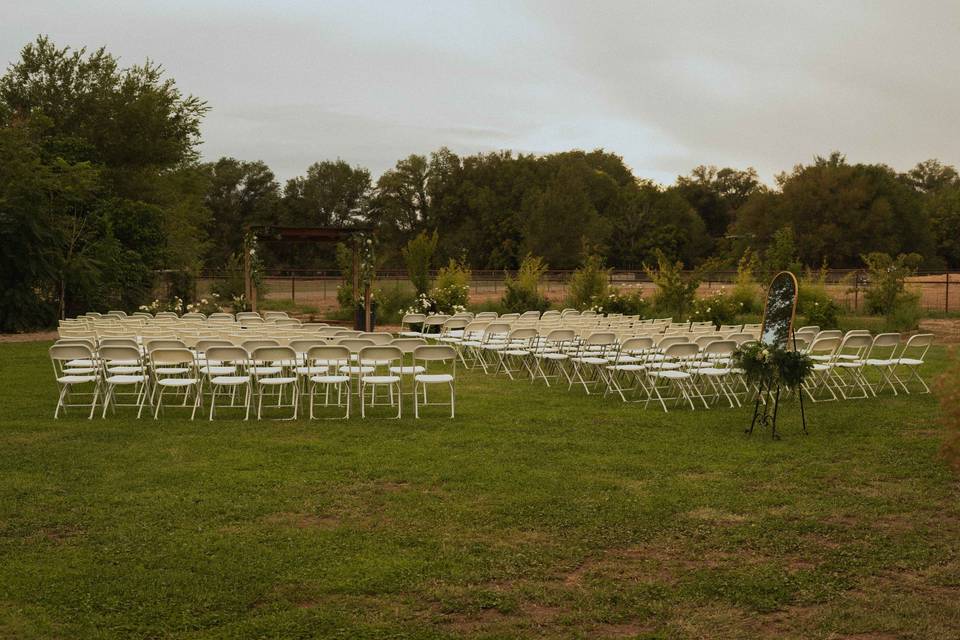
[{"x1": 3, "y1": 0, "x2": 959, "y2": 184}]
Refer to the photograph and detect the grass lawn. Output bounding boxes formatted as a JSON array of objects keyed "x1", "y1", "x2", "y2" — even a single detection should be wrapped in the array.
[{"x1": 1, "y1": 341, "x2": 958, "y2": 639}]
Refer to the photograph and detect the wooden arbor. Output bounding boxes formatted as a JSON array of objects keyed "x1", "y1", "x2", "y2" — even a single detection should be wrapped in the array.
[{"x1": 243, "y1": 226, "x2": 374, "y2": 330}]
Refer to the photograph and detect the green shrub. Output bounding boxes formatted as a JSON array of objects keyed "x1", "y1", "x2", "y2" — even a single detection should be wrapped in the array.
[
  {"x1": 645, "y1": 250, "x2": 699, "y2": 319},
  {"x1": 798, "y1": 270, "x2": 842, "y2": 329},
  {"x1": 861, "y1": 252, "x2": 923, "y2": 315},
  {"x1": 402, "y1": 230, "x2": 438, "y2": 296},
  {"x1": 730, "y1": 251, "x2": 762, "y2": 314},
  {"x1": 566, "y1": 255, "x2": 610, "y2": 310},
  {"x1": 690, "y1": 290, "x2": 738, "y2": 327},
  {"x1": 884, "y1": 291, "x2": 922, "y2": 332},
  {"x1": 375, "y1": 281, "x2": 416, "y2": 324},
  {"x1": 502, "y1": 254, "x2": 550, "y2": 313}
]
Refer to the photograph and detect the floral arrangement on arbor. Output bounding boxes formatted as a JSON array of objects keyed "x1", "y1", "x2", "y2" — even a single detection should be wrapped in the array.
[{"x1": 732, "y1": 342, "x2": 813, "y2": 390}]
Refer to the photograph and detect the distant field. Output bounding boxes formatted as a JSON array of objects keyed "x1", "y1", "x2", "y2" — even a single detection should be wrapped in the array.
[{"x1": 1, "y1": 342, "x2": 958, "y2": 638}]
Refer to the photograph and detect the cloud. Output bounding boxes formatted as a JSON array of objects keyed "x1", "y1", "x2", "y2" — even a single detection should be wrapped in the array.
[{"x1": 3, "y1": 0, "x2": 958, "y2": 183}]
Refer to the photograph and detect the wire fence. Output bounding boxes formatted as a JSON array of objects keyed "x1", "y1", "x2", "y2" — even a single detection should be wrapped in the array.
[{"x1": 193, "y1": 269, "x2": 959, "y2": 314}]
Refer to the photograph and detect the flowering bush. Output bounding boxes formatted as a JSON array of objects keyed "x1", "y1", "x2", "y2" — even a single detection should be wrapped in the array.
[
  {"x1": 733, "y1": 342, "x2": 813, "y2": 390},
  {"x1": 405, "y1": 285, "x2": 469, "y2": 315},
  {"x1": 689, "y1": 289, "x2": 739, "y2": 327},
  {"x1": 592, "y1": 287, "x2": 649, "y2": 316},
  {"x1": 185, "y1": 293, "x2": 223, "y2": 315},
  {"x1": 139, "y1": 297, "x2": 184, "y2": 314}
]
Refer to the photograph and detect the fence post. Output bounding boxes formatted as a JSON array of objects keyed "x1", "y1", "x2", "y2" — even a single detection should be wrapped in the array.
[
  {"x1": 291, "y1": 276, "x2": 296, "y2": 303},
  {"x1": 946, "y1": 273, "x2": 951, "y2": 314}
]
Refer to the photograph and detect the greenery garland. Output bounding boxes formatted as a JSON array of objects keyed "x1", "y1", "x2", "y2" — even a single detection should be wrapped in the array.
[{"x1": 732, "y1": 342, "x2": 814, "y2": 390}]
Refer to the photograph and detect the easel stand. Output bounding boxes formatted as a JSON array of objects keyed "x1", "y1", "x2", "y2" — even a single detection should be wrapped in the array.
[{"x1": 746, "y1": 331, "x2": 808, "y2": 440}]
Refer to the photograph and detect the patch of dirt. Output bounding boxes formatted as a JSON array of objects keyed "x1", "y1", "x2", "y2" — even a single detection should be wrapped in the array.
[
  {"x1": 262, "y1": 511, "x2": 341, "y2": 529},
  {"x1": 0, "y1": 330, "x2": 57, "y2": 343},
  {"x1": 686, "y1": 506, "x2": 750, "y2": 524},
  {"x1": 919, "y1": 319, "x2": 960, "y2": 344}
]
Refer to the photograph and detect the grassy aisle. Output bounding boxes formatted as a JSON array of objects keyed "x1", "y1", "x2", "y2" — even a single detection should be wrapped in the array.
[{"x1": 0, "y1": 342, "x2": 957, "y2": 639}]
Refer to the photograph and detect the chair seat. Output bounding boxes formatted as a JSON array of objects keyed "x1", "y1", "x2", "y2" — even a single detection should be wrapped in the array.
[
  {"x1": 438, "y1": 337, "x2": 461, "y2": 343},
  {"x1": 107, "y1": 365, "x2": 145, "y2": 375},
  {"x1": 67, "y1": 359, "x2": 97, "y2": 368},
  {"x1": 295, "y1": 366, "x2": 329, "y2": 375},
  {"x1": 572, "y1": 357, "x2": 607, "y2": 365},
  {"x1": 897, "y1": 358, "x2": 924, "y2": 366},
  {"x1": 399, "y1": 331, "x2": 423, "y2": 338},
  {"x1": 652, "y1": 370, "x2": 691, "y2": 379},
  {"x1": 154, "y1": 367, "x2": 189, "y2": 375},
  {"x1": 865, "y1": 358, "x2": 896, "y2": 366},
  {"x1": 389, "y1": 365, "x2": 425, "y2": 375},
  {"x1": 250, "y1": 366, "x2": 282, "y2": 375},
  {"x1": 257, "y1": 377, "x2": 298, "y2": 385},
  {"x1": 608, "y1": 364, "x2": 645, "y2": 372},
  {"x1": 835, "y1": 361, "x2": 864, "y2": 368},
  {"x1": 211, "y1": 375, "x2": 250, "y2": 385},
  {"x1": 539, "y1": 352, "x2": 568, "y2": 360},
  {"x1": 415, "y1": 373, "x2": 454, "y2": 384},
  {"x1": 502, "y1": 349, "x2": 529, "y2": 356},
  {"x1": 361, "y1": 375, "x2": 401, "y2": 384},
  {"x1": 646, "y1": 361, "x2": 681, "y2": 370},
  {"x1": 310, "y1": 374, "x2": 350, "y2": 384},
  {"x1": 697, "y1": 367, "x2": 729, "y2": 376},
  {"x1": 58, "y1": 374, "x2": 98, "y2": 384},
  {"x1": 339, "y1": 365, "x2": 374, "y2": 375},
  {"x1": 812, "y1": 363, "x2": 831, "y2": 371},
  {"x1": 105, "y1": 374, "x2": 148, "y2": 385},
  {"x1": 202, "y1": 366, "x2": 236, "y2": 376},
  {"x1": 158, "y1": 378, "x2": 200, "y2": 387},
  {"x1": 64, "y1": 367, "x2": 97, "y2": 375},
  {"x1": 461, "y1": 340, "x2": 482, "y2": 347}
]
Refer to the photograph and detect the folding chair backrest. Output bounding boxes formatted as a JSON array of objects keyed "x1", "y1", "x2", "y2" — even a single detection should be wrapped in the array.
[
  {"x1": 195, "y1": 339, "x2": 232, "y2": 353},
  {"x1": 797, "y1": 325, "x2": 819, "y2": 333},
  {"x1": 99, "y1": 345, "x2": 142, "y2": 363},
  {"x1": 483, "y1": 323, "x2": 512, "y2": 340},
  {"x1": 520, "y1": 310, "x2": 541, "y2": 319},
  {"x1": 251, "y1": 346, "x2": 297, "y2": 364},
  {"x1": 695, "y1": 335, "x2": 719, "y2": 348},
  {"x1": 358, "y1": 346, "x2": 402, "y2": 366},
  {"x1": 50, "y1": 344, "x2": 95, "y2": 362},
  {"x1": 401, "y1": 313, "x2": 427, "y2": 326},
  {"x1": 306, "y1": 345, "x2": 350, "y2": 364},
  {"x1": 414, "y1": 345, "x2": 456, "y2": 362},
  {"x1": 146, "y1": 339, "x2": 187, "y2": 351},
  {"x1": 901, "y1": 333, "x2": 933, "y2": 360},
  {"x1": 509, "y1": 328, "x2": 539, "y2": 341},
  {"x1": 55, "y1": 338, "x2": 96, "y2": 350},
  {"x1": 150, "y1": 348, "x2": 196, "y2": 366},
  {"x1": 807, "y1": 336, "x2": 840, "y2": 355},
  {"x1": 839, "y1": 334, "x2": 873, "y2": 353},
  {"x1": 701, "y1": 340, "x2": 736, "y2": 356},
  {"x1": 289, "y1": 339, "x2": 325, "y2": 354},
  {"x1": 390, "y1": 338, "x2": 428, "y2": 354},
  {"x1": 441, "y1": 318, "x2": 469, "y2": 332},
  {"x1": 334, "y1": 330, "x2": 361, "y2": 338},
  {"x1": 242, "y1": 339, "x2": 280, "y2": 352},
  {"x1": 205, "y1": 346, "x2": 250, "y2": 364},
  {"x1": 584, "y1": 332, "x2": 616, "y2": 346},
  {"x1": 544, "y1": 329, "x2": 576, "y2": 343},
  {"x1": 657, "y1": 336, "x2": 688, "y2": 350},
  {"x1": 338, "y1": 338, "x2": 376, "y2": 354},
  {"x1": 816, "y1": 330, "x2": 842, "y2": 340},
  {"x1": 100, "y1": 337, "x2": 139, "y2": 349},
  {"x1": 663, "y1": 343, "x2": 699, "y2": 359},
  {"x1": 475, "y1": 311, "x2": 499, "y2": 320},
  {"x1": 358, "y1": 332, "x2": 395, "y2": 345},
  {"x1": 620, "y1": 336, "x2": 654, "y2": 352}
]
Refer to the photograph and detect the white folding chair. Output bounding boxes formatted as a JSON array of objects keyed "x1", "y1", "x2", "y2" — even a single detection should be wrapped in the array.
[
  {"x1": 306, "y1": 345, "x2": 351, "y2": 419},
  {"x1": 413, "y1": 345, "x2": 457, "y2": 418},
  {"x1": 98, "y1": 345, "x2": 151, "y2": 418},
  {"x1": 251, "y1": 346, "x2": 300, "y2": 420},
  {"x1": 358, "y1": 346, "x2": 403, "y2": 419},
  {"x1": 148, "y1": 348, "x2": 202, "y2": 419},
  {"x1": 49, "y1": 344, "x2": 101, "y2": 419},
  {"x1": 889, "y1": 333, "x2": 933, "y2": 394},
  {"x1": 204, "y1": 346, "x2": 253, "y2": 420}
]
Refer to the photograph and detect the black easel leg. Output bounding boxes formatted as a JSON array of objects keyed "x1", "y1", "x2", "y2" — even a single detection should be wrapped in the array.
[
  {"x1": 748, "y1": 381, "x2": 764, "y2": 435},
  {"x1": 797, "y1": 384, "x2": 808, "y2": 435},
  {"x1": 771, "y1": 387, "x2": 781, "y2": 440}
]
